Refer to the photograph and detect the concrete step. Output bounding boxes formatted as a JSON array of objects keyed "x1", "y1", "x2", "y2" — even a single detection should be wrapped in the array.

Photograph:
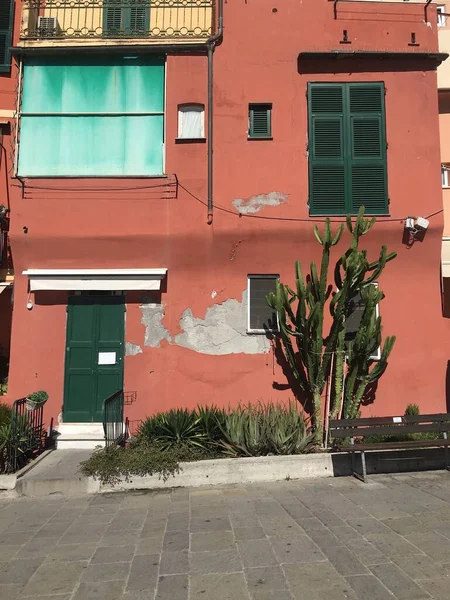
[{"x1": 56, "y1": 423, "x2": 105, "y2": 449}]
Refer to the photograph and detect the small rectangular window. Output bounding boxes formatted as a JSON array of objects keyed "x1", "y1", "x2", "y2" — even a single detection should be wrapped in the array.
[
  {"x1": 345, "y1": 283, "x2": 381, "y2": 360},
  {"x1": 442, "y1": 164, "x2": 449, "y2": 188},
  {"x1": 177, "y1": 104, "x2": 205, "y2": 139},
  {"x1": 438, "y1": 5, "x2": 446, "y2": 27},
  {"x1": 248, "y1": 104, "x2": 272, "y2": 139},
  {"x1": 247, "y1": 275, "x2": 279, "y2": 333}
]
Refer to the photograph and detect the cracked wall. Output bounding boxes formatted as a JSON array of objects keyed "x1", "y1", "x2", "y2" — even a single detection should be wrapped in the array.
[
  {"x1": 232, "y1": 191, "x2": 289, "y2": 214},
  {"x1": 174, "y1": 290, "x2": 269, "y2": 355},
  {"x1": 125, "y1": 342, "x2": 142, "y2": 356},
  {"x1": 140, "y1": 302, "x2": 171, "y2": 348}
]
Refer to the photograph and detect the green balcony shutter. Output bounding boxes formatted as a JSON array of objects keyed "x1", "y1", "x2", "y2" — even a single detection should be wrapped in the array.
[
  {"x1": 349, "y1": 83, "x2": 388, "y2": 215},
  {"x1": 104, "y1": 2, "x2": 122, "y2": 36},
  {"x1": 308, "y1": 84, "x2": 346, "y2": 215},
  {"x1": 129, "y1": 1, "x2": 150, "y2": 34},
  {"x1": 0, "y1": 0, "x2": 14, "y2": 72},
  {"x1": 104, "y1": 1, "x2": 150, "y2": 36},
  {"x1": 249, "y1": 104, "x2": 271, "y2": 138}
]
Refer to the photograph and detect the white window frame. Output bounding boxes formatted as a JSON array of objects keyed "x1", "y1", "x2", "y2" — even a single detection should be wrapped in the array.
[
  {"x1": 438, "y1": 5, "x2": 446, "y2": 27},
  {"x1": 177, "y1": 103, "x2": 205, "y2": 139},
  {"x1": 442, "y1": 164, "x2": 449, "y2": 188},
  {"x1": 247, "y1": 274, "x2": 280, "y2": 334}
]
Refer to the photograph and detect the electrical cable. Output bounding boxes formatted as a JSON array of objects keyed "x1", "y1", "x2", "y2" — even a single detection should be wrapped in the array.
[{"x1": 178, "y1": 182, "x2": 444, "y2": 224}]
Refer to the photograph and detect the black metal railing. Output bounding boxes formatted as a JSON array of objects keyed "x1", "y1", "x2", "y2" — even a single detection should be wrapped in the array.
[
  {"x1": 103, "y1": 389, "x2": 129, "y2": 447},
  {"x1": 21, "y1": 0, "x2": 214, "y2": 41},
  {"x1": 7, "y1": 398, "x2": 45, "y2": 473}
]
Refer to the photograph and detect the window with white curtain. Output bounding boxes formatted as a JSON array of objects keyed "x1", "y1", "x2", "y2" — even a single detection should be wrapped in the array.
[{"x1": 177, "y1": 104, "x2": 205, "y2": 139}]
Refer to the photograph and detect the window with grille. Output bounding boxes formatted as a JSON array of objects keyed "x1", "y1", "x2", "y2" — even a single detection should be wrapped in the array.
[
  {"x1": 248, "y1": 104, "x2": 272, "y2": 139},
  {"x1": 308, "y1": 83, "x2": 388, "y2": 216},
  {"x1": 247, "y1": 275, "x2": 279, "y2": 333},
  {"x1": 438, "y1": 5, "x2": 446, "y2": 27},
  {"x1": 0, "y1": 0, "x2": 14, "y2": 72},
  {"x1": 103, "y1": 0, "x2": 150, "y2": 36}
]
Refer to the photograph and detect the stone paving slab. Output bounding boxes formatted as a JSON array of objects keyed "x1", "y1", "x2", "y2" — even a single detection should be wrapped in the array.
[{"x1": 2, "y1": 472, "x2": 450, "y2": 598}]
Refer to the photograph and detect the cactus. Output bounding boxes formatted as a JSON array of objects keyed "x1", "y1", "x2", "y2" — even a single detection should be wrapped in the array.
[
  {"x1": 267, "y1": 219, "x2": 343, "y2": 445},
  {"x1": 267, "y1": 207, "x2": 396, "y2": 445}
]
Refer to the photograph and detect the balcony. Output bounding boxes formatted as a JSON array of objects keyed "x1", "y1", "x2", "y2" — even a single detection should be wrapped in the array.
[{"x1": 20, "y1": 0, "x2": 214, "y2": 47}]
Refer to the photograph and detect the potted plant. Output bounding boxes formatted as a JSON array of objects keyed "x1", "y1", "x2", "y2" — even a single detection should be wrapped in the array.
[{"x1": 26, "y1": 391, "x2": 48, "y2": 411}]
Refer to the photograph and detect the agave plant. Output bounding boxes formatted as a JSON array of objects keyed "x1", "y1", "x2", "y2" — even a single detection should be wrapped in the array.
[
  {"x1": 0, "y1": 415, "x2": 34, "y2": 473},
  {"x1": 216, "y1": 406, "x2": 253, "y2": 457},
  {"x1": 265, "y1": 402, "x2": 313, "y2": 455},
  {"x1": 195, "y1": 405, "x2": 227, "y2": 443},
  {"x1": 137, "y1": 409, "x2": 208, "y2": 451}
]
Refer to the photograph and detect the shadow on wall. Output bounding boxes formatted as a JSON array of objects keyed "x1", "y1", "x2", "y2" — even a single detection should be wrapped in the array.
[
  {"x1": 33, "y1": 290, "x2": 164, "y2": 307},
  {"x1": 272, "y1": 337, "x2": 312, "y2": 416},
  {"x1": 297, "y1": 57, "x2": 440, "y2": 76}
]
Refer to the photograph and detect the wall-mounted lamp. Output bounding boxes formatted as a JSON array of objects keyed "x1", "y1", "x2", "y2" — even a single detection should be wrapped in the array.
[{"x1": 404, "y1": 216, "x2": 429, "y2": 247}]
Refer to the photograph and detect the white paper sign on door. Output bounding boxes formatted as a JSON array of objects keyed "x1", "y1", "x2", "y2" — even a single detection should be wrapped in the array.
[{"x1": 98, "y1": 352, "x2": 116, "y2": 365}]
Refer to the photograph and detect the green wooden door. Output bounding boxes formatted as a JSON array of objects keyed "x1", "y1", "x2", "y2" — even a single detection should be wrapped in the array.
[{"x1": 63, "y1": 295, "x2": 125, "y2": 423}]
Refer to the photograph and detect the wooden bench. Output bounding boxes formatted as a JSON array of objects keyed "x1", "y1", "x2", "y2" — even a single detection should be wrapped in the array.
[{"x1": 329, "y1": 413, "x2": 450, "y2": 482}]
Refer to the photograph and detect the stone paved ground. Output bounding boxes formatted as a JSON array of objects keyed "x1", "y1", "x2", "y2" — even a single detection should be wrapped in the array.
[{"x1": 2, "y1": 472, "x2": 450, "y2": 599}]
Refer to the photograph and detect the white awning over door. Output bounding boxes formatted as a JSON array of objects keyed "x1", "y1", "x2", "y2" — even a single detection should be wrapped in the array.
[{"x1": 22, "y1": 269, "x2": 168, "y2": 292}]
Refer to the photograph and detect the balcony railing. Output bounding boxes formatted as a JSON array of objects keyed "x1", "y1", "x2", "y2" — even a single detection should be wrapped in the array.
[{"x1": 20, "y1": 0, "x2": 214, "y2": 43}]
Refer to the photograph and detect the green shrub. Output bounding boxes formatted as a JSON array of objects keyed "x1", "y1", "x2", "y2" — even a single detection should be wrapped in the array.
[
  {"x1": 79, "y1": 440, "x2": 215, "y2": 486},
  {"x1": 0, "y1": 402, "x2": 11, "y2": 426},
  {"x1": 87, "y1": 402, "x2": 313, "y2": 486},
  {"x1": 27, "y1": 391, "x2": 49, "y2": 404},
  {"x1": 361, "y1": 404, "x2": 439, "y2": 444}
]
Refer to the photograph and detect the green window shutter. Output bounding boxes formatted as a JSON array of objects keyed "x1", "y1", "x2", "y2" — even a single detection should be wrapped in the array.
[
  {"x1": 308, "y1": 82, "x2": 388, "y2": 216},
  {"x1": 0, "y1": 0, "x2": 14, "y2": 72},
  {"x1": 129, "y1": 1, "x2": 150, "y2": 34},
  {"x1": 104, "y1": 1, "x2": 150, "y2": 36},
  {"x1": 249, "y1": 104, "x2": 272, "y2": 138},
  {"x1": 308, "y1": 84, "x2": 346, "y2": 215},
  {"x1": 349, "y1": 83, "x2": 388, "y2": 215},
  {"x1": 103, "y1": 3, "x2": 122, "y2": 36}
]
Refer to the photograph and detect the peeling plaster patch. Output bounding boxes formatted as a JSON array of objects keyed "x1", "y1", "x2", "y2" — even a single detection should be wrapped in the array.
[
  {"x1": 126, "y1": 342, "x2": 143, "y2": 356},
  {"x1": 232, "y1": 192, "x2": 289, "y2": 214},
  {"x1": 140, "y1": 303, "x2": 171, "y2": 348},
  {"x1": 174, "y1": 290, "x2": 269, "y2": 355}
]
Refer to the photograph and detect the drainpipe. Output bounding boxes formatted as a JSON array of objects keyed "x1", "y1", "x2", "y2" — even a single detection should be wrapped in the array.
[{"x1": 206, "y1": 0, "x2": 224, "y2": 225}]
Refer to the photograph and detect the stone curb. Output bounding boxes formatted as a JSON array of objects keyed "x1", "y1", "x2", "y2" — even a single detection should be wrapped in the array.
[
  {"x1": 100, "y1": 453, "x2": 343, "y2": 493},
  {"x1": 0, "y1": 448, "x2": 55, "y2": 491}
]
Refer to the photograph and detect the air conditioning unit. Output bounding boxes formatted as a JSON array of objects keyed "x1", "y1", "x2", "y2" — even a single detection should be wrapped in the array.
[{"x1": 37, "y1": 16, "x2": 60, "y2": 37}]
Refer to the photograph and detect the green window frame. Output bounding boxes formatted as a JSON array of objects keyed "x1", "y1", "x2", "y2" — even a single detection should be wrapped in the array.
[
  {"x1": 0, "y1": 0, "x2": 14, "y2": 73},
  {"x1": 103, "y1": 0, "x2": 150, "y2": 36},
  {"x1": 308, "y1": 82, "x2": 388, "y2": 216},
  {"x1": 248, "y1": 103, "x2": 272, "y2": 139}
]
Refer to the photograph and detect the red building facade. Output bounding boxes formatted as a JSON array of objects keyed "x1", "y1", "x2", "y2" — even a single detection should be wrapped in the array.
[{"x1": 0, "y1": 0, "x2": 448, "y2": 445}]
